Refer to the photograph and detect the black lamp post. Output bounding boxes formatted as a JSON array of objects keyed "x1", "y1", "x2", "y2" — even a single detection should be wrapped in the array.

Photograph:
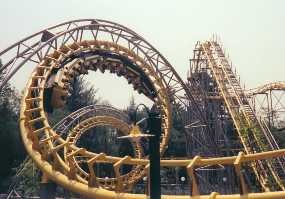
[
  {"x1": 120, "y1": 104, "x2": 161, "y2": 199},
  {"x1": 147, "y1": 110, "x2": 161, "y2": 199}
]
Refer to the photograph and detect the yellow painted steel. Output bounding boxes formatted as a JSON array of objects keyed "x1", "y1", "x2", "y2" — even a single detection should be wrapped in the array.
[
  {"x1": 200, "y1": 41, "x2": 285, "y2": 191},
  {"x1": 20, "y1": 112, "x2": 285, "y2": 198},
  {"x1": 19, "y1": 38, "x2": 285, "y2": 198},
  {"x1": 247, "y1": 81, "x2": 285, "y2": 96},
  {"x1": 20, "y1": 39, "x2": 172, "y2": 192},
  {"x1": 63, "y1": 116, "x2": 146, "y2": 190}
]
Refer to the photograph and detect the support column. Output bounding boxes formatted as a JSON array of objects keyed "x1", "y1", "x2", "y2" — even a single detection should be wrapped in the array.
[{"x1": 147, "y1": 111, "x2": 161, "y2": 199}]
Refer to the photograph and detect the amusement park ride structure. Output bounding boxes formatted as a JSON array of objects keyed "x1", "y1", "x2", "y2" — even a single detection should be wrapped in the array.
[
  {"x1": 0, "y1": 19, "x2": 285, "y2": 199},
  {"x1": 247, "y1": 82, "x2": 285, "y2": 130}
]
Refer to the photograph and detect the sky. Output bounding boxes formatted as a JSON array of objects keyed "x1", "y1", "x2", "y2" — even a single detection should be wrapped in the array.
[{"x1": 1, "y1": 0, "x2": 284, "y2": 108}]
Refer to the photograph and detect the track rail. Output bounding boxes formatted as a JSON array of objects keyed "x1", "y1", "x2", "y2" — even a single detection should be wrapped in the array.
[
  {"x1": 0, "y1": 19, "x2": 205, "y2": 126},
  {"x1": 200, "y1": 41, "x2": 285, "y2": 191},
  {"x1": 247, "y1": 82, "x2": 285, "y2": 96},
  {"x1": 19, "y1": 118, "x2": 285, "y2": 199},
  {"x1": 0, "y1": 18, "x2": 208, "y2": 161},
  {"x1": 53, "y1": 104, "x2": 130, "y2": 138},
  {"x1": 1, "y1": 19, "x2": 284, "y2": 198},
  {"x1": 247, "y1": 82, "x2": 285, "y2": 130}
]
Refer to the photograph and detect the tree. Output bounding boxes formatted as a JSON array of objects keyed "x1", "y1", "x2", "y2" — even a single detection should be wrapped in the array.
[
  {"x1": 127, "y1": 95, "x2": 136, "y2": 112},
  {"x1": 67, "y1": 76, "x2": 99, "y2": 112},
  {"x1": 164, "y1": 103, "x2": 187, "y2": 157},
  {"x1": 48, "y1": 75, "x2": 100, "y2": 126},
  {"x1": 4, "y1": 74, "x2": 100, "y2": 194},
  {"x1": 0, "y1": 60, "x2": 26, "y2": 192}
]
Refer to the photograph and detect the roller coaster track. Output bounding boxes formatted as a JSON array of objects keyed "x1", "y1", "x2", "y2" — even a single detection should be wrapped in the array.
[
  {"x1": 0, "y1": 18, "x2": 206, "y2": 194},
  {"x1": 0, "y1": 17, "x2": 212, "y2": 158},
  {"x1": 199, "y1": 41, "x2": 285, "y2": 190},
  {"x1": 247, "y1": 82, "x2": 285, "y2": 95},
  {"x1": 247, "y1": 82, "x2": 285, "y2": 130},
  {"x1": 0, "y1": 19, "x2": 285, "y2": 198},
  {"x1": 53, "y1": 104, "x2": 131, "y2": 138},
  {"x1": 0, "y1": 19, "x2": 205, "y2": 121}
]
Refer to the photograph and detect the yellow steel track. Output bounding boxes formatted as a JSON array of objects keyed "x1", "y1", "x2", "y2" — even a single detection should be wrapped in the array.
[
  {"x1": 199, "y1": 41, "x2": 285, "y2": 191},
  {"x1": 20, "y1": 39, "x2": 172, "y2": 192},
  {"x1": 247, "y1": 82, "x2": 285, "y2": 96},
  {"x1": 13, "y1": 19, "x2": 284, "y2": 198}
]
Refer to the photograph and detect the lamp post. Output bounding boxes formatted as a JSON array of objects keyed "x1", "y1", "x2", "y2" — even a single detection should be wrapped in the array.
[
  {"x1": 147, "y1": 111, "x2": 161, "y2": 199},
  {"x1": 118, "y1": 104, "x2": 161, "y2": 199}
]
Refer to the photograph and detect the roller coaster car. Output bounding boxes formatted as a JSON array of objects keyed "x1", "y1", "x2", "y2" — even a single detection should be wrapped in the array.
[
  {"x1": 74, "y1": 61, "x2": 89, "y2": 75},
  {"x1": 51, "y1": 68, "x2": 71, "y2": 108},
  {"x1": 116, "y1": 67, "x2": 127, "y2": 76},
  {"x1": 43, "y1": 68, "x2": 71, "y2": 112},
  {"x1": 46, "y1": 58, "x2": 93, "y2": 111}
]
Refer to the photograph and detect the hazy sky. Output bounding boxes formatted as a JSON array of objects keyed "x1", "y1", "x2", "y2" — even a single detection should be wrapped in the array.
[{"x1": 1, "y1": 0, "x2": 284, "y2": 108}]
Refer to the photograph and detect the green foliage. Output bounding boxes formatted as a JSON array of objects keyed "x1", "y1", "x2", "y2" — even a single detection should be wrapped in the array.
[
  {"x1": 272, "y1": 130, "x2": 285, "y2": 148},
  {"x1": 12, "y1": 159, "x2": 40, "y2": 197},
  {"x1": 48, "y1": 76, "x2": 100, "y2": 126},
  {"x1": 67, "y1": 76, "x2": 99, "y2": 112},
  {"x1": 0, "y1": 62, "x2": 26, "y2": 192},
  {"x1": 164, "y1": 103, "x2": 187, "y2": 157},
  {"x1": 270, "y1": 124, "x2": 285, "y2": 148},
  {"x1": 0, "y1": 74, "x2": 99, "y2": 193},
  {"x1": 238, "y1": 114, "x2": 284, "y2": 189},
  {"x1": 239, "y1": 114, "x2": 269, "y2": 152},
  {"x1": 165, "y1": 128, "x2": 186, "y2": 157},
  {"x1": 48, "y1": 107, "x2": 70, "y2": 126}
]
